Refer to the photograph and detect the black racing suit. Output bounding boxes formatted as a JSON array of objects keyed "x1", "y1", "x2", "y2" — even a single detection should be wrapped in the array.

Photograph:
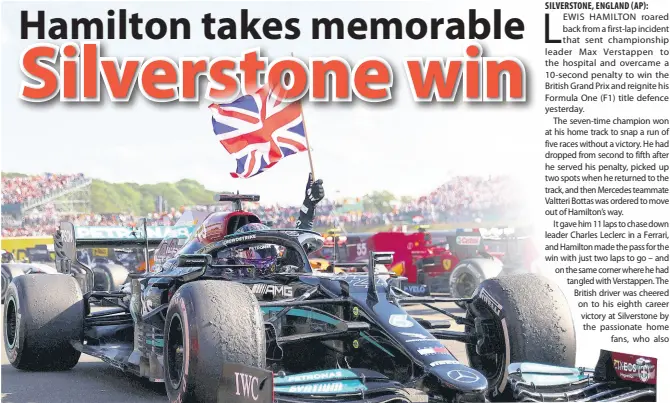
[
  {"x1": 295, "y1": 174, "x2": 324, "y2": 230},
  {"x1": 281, "y1": 175, "x2": 324, "y2": 267}
]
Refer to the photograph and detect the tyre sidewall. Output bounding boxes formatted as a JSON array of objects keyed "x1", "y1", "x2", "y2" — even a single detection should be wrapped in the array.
[
  {"x1": 4, "y1": 283, "x2": 23, "y2": 365},
  {"x1": 165, "y1": 292, "x2": 194, "y2": 403},
  {"x1": 1, "y1": 271, "x2": 12, "y2": 303}
]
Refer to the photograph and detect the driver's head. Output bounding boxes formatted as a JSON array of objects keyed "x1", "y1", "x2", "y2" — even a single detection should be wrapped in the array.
[
  {"x1": 216, "y1": 223, "x2": 278, "y2": 276},
  {"x1": 235, "y1": 222, "x2": 270, "y2": 234}
]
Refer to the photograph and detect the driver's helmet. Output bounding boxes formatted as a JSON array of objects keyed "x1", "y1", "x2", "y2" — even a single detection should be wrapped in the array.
[
  {"x1": 215, "y1": 223, "x2": 278, "y2": 276},
  {"x1": 1, "y1": 250, "x2": 14, "y2": 263}
]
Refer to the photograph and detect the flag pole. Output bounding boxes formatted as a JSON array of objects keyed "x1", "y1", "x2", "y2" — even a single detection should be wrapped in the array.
[
  {"x1": 290, "y1": 52, "x2": 316, "y2": 180},
  {"x1": 300, "y1": 104, "x2": 316, "y2": 180}
]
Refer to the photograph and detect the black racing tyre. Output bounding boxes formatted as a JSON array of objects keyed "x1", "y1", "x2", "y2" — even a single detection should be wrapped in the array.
[
  {"x1": 465, "y1": 274, "x2": 576, "y2": 400},
  {"x1": 164, "y1": 281, "x2": 266, "y2": 403},
  {"x1": 4, "y1": 274, "x2": 84, "y2": 371},
  {"x1": 92, "y1": 263, "x2": 129, "y2": 292}
]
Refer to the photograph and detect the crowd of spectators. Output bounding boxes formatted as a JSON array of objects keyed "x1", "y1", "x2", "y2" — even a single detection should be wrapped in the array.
[
  {"x1": 413, "y1": 176, "x2": 522, "y2": 223},
  {"x1": 1, "y1": 174, "x2": 524, "y2": 237},
  {"x1": 2, "y1": 173, "x2": 87, "y2": 205}
]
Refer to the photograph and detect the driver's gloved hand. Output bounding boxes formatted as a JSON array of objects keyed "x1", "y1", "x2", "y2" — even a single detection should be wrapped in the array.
[
  {"x1": 304, "y1": 173, "x2": 324, "y2": 207},
  {"x1": 296, "y1": 173, "x2": 324, "y2": 230}
]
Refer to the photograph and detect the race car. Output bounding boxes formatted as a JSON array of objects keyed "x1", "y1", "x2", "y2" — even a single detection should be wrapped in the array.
[
  {"x1": 3, "y1": 194, "x2": 656, "y2": 402},
  {"x1": 310, "y1": 228, "x2": 350, "y2": 262},
  {"x1": 336, "y1": 227, "x2": 517, "y2": 299},
  {"x1": 309, "y1": 229, "x2": 367, "y2": 275}
]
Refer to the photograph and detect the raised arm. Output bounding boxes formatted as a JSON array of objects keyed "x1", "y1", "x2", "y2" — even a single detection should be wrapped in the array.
[{"x1": 295, "y1": 173, "x2": 325, "y2": 230}]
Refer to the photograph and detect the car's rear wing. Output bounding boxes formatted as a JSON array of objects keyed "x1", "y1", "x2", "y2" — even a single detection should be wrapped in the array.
[
  {"x1": 53, "y1": 220, "x2": 196, "y2": 294},
  {"x1": 216, "y1": 193, "x2": 260, "y2": 211}
]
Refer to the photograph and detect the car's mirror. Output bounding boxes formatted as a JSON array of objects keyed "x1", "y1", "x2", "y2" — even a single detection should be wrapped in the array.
[
  {"x1": 298, "y1": 233, "x2": 324, "y2": 255},
  {"x1": 371, "y1": 251, "x2": 394, "y2": 266}
]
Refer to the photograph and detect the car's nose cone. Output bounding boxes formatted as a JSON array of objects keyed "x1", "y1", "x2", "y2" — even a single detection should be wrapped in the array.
[{"x1": 431, "y1": 365, "x2": 488, "y2": 392}]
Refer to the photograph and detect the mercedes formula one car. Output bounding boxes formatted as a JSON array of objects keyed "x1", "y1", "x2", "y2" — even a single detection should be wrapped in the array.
[{"x1": 3, "y1": 194, "x2": 657, "y2": 402}]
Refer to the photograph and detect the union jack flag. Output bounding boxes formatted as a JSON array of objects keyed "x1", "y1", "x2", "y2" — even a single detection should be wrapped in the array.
[{"x1": 209, "y1": 85, "x2": 307, "y2": 178}]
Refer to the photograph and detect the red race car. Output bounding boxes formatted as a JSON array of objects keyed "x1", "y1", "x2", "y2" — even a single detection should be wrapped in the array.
[{"x1": 334, "y1": 226, "x2": 525, "y2": 298}]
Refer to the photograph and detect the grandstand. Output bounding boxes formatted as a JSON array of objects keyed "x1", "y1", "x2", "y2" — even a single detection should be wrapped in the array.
[
  {"x1": 2, "y1": 174, "x2": 92, "y2": 236},
  {"x1": 23, "y1": 178, "x2": 92, "y2": 215}
]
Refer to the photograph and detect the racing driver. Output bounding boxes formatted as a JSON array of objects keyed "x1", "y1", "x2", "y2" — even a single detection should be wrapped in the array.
[{"x1": 214, "y1": 173, "x2": 325, "y2": 276}]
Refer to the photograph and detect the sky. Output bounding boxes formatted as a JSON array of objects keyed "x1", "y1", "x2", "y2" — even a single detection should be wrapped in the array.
[{"x1": 1, "y1": 1, "x2": 540, "y2": 204}]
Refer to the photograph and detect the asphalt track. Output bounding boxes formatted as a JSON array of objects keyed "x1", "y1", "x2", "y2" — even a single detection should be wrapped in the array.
[{"x1": 1, "y1": 301, "x2": 467, "y2": 403}]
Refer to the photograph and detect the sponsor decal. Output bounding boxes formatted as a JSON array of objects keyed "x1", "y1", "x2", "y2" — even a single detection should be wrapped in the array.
[
  {"x1": 281, "y1": 231, "x2": 300, "y2": 237},
  {"x1": 61, "y1": 229, "x2": 74, "y2": 243},
  {"x1": 478, "y1": 288, "x2": 503, "y2": 316},
  {"x1": 288, "y1": 382, "x2": 344, "y2": 394},
  {"x1": 340, "y1": 276, "x2": 386, "y2": 288},
  {"x1": 352, "y1": 339, "x2": 359, "y2": 349},
  {"x1": 251, "y1": 284, "x2": 293, "y2": 298},
  {"x1": 400, "y1": 332, "x2": 429, "y2": 339},
  {"x1": 156, "y1": 226, "x2": 193, "y2": 239},
  {"x1": 612, "y1": 355, "x2": 657, "y2": 384},
  {"x1": 389, "y1": 314, "x2": 414, "y2": 328},
  {"x1": 430, "y1": 360, "x2": 459, "y2": 367},
  {"x1": 403, "y1": 284, "x2": 428, "y2": 295},
  {"x1": 222, "y1": 234, "x2": 257, "y2": 247},
  {"x1": 447, "y1": 369, "x2": 480, "y2": 384},
  {"x1": 234, "y1": 372, "x2": 261, "y2": 400},
  {"x1": 455, "y1": 236, "x2": 481, "y2": 246},
  {"x1": 417, "y1": 346, "x2": 449, "y2": 356},
  {"x1": 442, "y1": 259, "x2": 452, "y2": 271},
  {"x1": 284, "y1": 371, "x2": 344, "y2": 383},
  {"x1": 399, "y1": 332, "x2": 433, "y2": 342},
  {"x1": 74, "y1": 226, "x2": 194, "y2": 240},
  {"x1": 223, "y1": 363, "x2": 273, "y2": 403},
  {"x1": 248, "y1": 244, "x2": 275, "y2": 251},
  {"x1": 92, "y1": 248, "x2": 108, "y2": 257}
]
